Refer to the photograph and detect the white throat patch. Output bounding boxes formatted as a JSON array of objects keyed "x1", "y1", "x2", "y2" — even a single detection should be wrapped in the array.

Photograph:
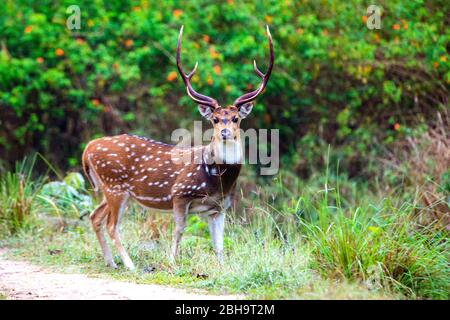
[{"x1": 214, "y1": 141, "x2": 242, "y2": 164}]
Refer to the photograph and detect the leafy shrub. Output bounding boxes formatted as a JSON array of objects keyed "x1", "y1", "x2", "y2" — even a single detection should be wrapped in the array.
[
  {"x1": 0, "y1": 0, "x2": 448, "y2": 177},
  {"x1": 37, "y1": 172, "x2": 94, "y2": 218}
]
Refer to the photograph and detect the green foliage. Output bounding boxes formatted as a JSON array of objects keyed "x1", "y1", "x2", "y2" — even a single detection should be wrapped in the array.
[
  {"x1": 299, "y1": 196, "x2": 449, "y2": 299},
  {"x1": 439, "y1": 170, "x2": 450, "y2": 194},
  {"x1": 0, "y1": 0, "x2": 448, "y2": 175},
  {"x1": 184, "y1": 215, "x2": 209, "y2": 237},
  {"x1": 37, "y1": 172, "x2": 94, "y2": 218},
  {"x1": 0, "y1": 155, "x2": 43, "y2": 234},
  {"x1": 0, "y1": 155, "x2": 94, "y2": 233}
]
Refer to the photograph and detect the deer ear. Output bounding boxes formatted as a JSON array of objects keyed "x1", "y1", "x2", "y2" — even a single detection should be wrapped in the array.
[
  {"x1": 198, "y1": 105, "x2": 214, "y2": 119},
  {"x1": 238, "y1": 103, "x2": 253, "y2": 119}
]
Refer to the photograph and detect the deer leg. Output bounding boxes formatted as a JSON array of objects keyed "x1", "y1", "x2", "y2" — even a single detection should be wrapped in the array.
[
  {"x1": 105, "y1": 193, "x2": 135, "y2": 271},
  {"x1": 170, "y1": 200, "x2": 190, "y2": 262},
  {"x1": 208, "y1": 211, "x2": 225, "y2": 264},
  {"x1": 90, "y1": 200, "x2": 117, "y2": 268}
]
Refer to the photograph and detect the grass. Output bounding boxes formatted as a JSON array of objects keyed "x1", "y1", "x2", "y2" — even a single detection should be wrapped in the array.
[
  {"x1": 301, "y1": 201, "x2": 449, "y2": 299},
  {"x1": 0, "y1": 155, "x2": 44, "y2": 235},
  {"x1": 0, "y1": 146, "x2": 448, "y2": 299},
  {"x1": 3, "y1": 207, "x2": 396, "y2": 299},
  {"x1": 1, "y1": 165, "x2": 448, "y2": 299}
]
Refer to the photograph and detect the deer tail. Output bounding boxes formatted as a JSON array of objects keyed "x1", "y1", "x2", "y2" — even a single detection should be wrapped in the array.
[{"x1": 82, "y1": 146, "x2": 99, "y2": 192}]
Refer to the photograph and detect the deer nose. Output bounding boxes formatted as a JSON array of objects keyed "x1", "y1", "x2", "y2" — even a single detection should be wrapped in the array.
[{"x1": 221, "y1": 129, "x2": 231, "y2": 140}]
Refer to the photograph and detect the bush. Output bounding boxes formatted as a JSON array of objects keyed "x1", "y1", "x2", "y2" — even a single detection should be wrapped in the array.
[
  {"x1": 37, "y1": 171, "x2": 94, "y2": 219},
  {"x1": 0, "y1": 1, "x2": 448, "y2": 176}
]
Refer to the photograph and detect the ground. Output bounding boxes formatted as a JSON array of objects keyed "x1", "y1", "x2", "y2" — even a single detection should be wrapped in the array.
[{"x1": 0, "y1": 249, "x2": 241, "y2": 300}]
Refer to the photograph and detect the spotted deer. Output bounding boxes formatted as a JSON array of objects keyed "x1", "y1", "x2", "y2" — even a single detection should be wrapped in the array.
[{"x1": 82, "y1": 26, "x2": 274, "y2": 270}]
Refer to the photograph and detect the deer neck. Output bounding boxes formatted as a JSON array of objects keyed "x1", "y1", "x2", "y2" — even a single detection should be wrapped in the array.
[
  {"x1": 202, "y1": 140, "x2": 242, "y2": 195},
  {"x1": 208, "y1": 137, "x2": 243, "y2": 165}
]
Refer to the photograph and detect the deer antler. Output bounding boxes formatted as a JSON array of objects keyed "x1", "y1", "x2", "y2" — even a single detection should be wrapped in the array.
[
  {"x1": 234, "y1": 26, "x2": 274, "y2": 108},
  {"x1": 177, "y1": 26, "x2": 218, "y2": 108}
]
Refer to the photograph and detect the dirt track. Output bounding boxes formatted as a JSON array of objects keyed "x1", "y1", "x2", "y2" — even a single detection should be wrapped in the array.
[{"x1": 0, "y1": 249, "x2": 241, "y2": 300}]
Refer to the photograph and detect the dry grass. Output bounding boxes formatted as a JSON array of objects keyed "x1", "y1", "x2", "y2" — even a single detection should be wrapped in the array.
[{"x1": 382, "y1": 112, "x2": 450, "y2": 228}]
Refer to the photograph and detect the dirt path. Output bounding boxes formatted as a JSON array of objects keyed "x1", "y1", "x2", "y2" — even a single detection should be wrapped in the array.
[{"x1": 0, "y1": 249, "x2": 241, "y2": 300}]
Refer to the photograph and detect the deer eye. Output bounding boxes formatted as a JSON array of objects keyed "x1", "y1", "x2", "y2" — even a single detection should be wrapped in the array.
[
  {"x1": 232, "y1": 116, "x2": 238, "y2": 123},
  {"x1": 213, "y1": 118, "x2": 219, "y2": 124}
]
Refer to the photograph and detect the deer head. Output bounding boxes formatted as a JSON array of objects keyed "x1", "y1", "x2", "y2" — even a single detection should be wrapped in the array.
[{"x1": 176, "y1": 25, "x2": 274, "y2": 164}]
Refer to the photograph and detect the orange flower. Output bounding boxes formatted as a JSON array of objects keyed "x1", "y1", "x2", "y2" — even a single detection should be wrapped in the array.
[
  {"x1": 124, "y1": 39, "x2": 133, "y2": 48},
  {"x1": 203, "y1": 35, "x2": 210, "y2": 44},
  {"x1": 433, "y1": 61, "x2": 439, "y2": 69},
  {"x1": 55, "y1": 48, "x2": 64, "y2": 56},
  {"x1": 440, "y1": 55, "x2": 447, "y2": 62},
  {"x1": 167, "y1": 71, "x2": 177, "y2": 82},
  {"x1": 132, "y1": 6, "x2": 141, "y2": 12},
  {"x1": 401, "y1": 19, "x2": 408, "y2": 29},
  {"x1": 113, "y1": 63, "x2": 119, "y2": 70},
  {"x1": 207, "y1": 76, "x2": 213, "y2": 85},
  {"x1": 173, "y1": 9, "x2": 183, "y2": 18},
  {"x1": 91, "y1": 99, "x2": 100, "y2": 106},
  {"x1": 362, "y1": 15, "x2": 368, "y2": 23},
  {"x1": 265, "y1": 15, "x2": 273, "y2": 24},
  {"x1": 392, "y1": 24, "x2": 400, "y2": 30},
  {"x1": 213, "y1": 65, "x2": 221, "y2": 75},
  {"x1": 24, "y1": 26, "x2": 33, "y2": 33},
  {"x1": 36, "y1": 57, "x2": 44, "y2": 64},
  {"x1": 209, "y1": 47, "x2": 219, "y2": 59},
  {"x1": 393, "y1": 123, "x2": 400, "y2": 131},
  {"x1": 227, "y1": 0, "x2": 234, "y2": 4},
  {"x1": 246, "y1": 83, "x2": 253, "y2": 90}
]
